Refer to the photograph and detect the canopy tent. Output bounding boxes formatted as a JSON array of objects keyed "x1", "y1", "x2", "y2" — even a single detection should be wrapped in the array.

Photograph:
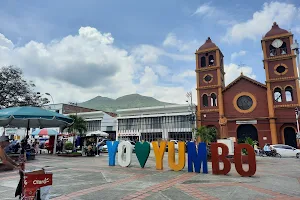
[
  {"x1": 85, "y1": 130, "x2": 109, "y2": 137},
  {"x1": 0, "y1": 106, "x2": 73, "y2": 129},
  {"x1": 0, "y1": 106, "x2": 74, "y2": 154}
]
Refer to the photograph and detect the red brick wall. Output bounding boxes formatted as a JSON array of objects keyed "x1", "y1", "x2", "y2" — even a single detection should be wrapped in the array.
[
  {"x1": 268, "y1": 59, "x2": 295, "y2": 79},
  {"x1": 223, "y1": 79, "x2": 269, "y2": 118},
  {"x1": 199, "y1": 70, "x2": 218, "y2": 86}
]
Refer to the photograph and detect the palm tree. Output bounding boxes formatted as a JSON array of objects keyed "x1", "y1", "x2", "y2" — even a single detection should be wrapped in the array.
[
  {"x1": 67, "y1": 115, "x2": 87, "y2": 150},
  {"x1": 194, "y1": 126, "x2": 217, "y2": 144}
]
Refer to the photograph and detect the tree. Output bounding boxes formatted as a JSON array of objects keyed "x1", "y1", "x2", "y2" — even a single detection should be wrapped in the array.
[
  {"x1": 194, "y1": 126, "x2": 217, "y2": 144},
  {"x1": 0, "y1": 66, "x2": 49, "y2": 108},
  {"x1": 66, "y1": 115, "x2": 87, "y2": 149},
  {"x1": 194, "y1": 126, "x2": 217, "y2": 158}
]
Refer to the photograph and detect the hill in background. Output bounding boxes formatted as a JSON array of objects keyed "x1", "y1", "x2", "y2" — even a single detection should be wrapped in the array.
[{"x1": 78, "y1": 94, "x2": 175, "y2": 112}]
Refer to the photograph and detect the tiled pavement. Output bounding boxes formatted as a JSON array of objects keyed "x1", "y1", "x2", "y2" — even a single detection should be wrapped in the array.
[{"x1": 0, "y1": 152, "x2": 299, "y2": 200}]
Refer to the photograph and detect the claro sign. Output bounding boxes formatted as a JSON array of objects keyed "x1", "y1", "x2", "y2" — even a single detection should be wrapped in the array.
[{"x1": 107, "y1": 141, "x2": 256, "y2": 177}]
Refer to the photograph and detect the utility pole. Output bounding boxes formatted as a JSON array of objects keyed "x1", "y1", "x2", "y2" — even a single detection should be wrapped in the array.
[
  {"x1": 186, "y1": 92, "x2": 196, "y2": 140},
  {"x1": 292, "y1": 40, "x2": 300, "y2": 139},
  {"x1": 291, "y1": 40, "x2": 299, "y2": 79}
]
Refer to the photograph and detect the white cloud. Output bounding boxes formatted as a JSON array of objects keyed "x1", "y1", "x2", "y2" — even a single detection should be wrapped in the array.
[
  {"x1": 224, "y1": 63, "x2": 256, "y2": 85},
  {"x1": 193, "y1": 3, "x2": 216, "y2": 16},
  {"x1": 231, "y1": 50, "x2": 246, "y2": 60},
  {"x1": 0, "y1": 27, "x2": 196, "y2": 105},
  {"x1": 137, "y1": 66, "x2": 196, "y2": 104},
  {"x1": 0, "y1": 33, "x2": 14, "y2": 49},
  {"x1": 171, "y1": 70, "x2": 195, "y2": 83},
  {"x1": 294, "y1": 27, "x2": 300, "y2": 34},
  {"x1": 223, "y1": 2, "x2": 300, "y2": 43},
  {"x1": 163, "y1": 33, "x2": 199, "y2": 52},
  {"x1": 131, "y1": 44, "x2": 194, "y2": 64}
]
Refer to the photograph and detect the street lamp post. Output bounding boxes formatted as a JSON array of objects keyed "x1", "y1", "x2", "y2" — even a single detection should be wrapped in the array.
[
  {"x1": 291, "y1": 40, "x2": 299, "y2": 79},
  {"x1": 186, "y1": 92, "x2": 196, "y2": 140},
  {"x1": 45, "y1": 93, "x2": 55, "y2": 104},
  {"x1": 292, "y1": 40, "x2": 300, "y2": 137}
]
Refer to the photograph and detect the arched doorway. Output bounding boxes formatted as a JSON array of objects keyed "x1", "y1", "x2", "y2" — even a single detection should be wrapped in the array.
[
  {"x1": 237, "y1": 124, "x2": 258, "y2": 143},
  {"x1": 284, "y1": 127, "x2": 297, "y2": 148}
]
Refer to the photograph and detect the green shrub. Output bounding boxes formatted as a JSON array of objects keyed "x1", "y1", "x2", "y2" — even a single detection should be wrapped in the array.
[{"x1": 65, "y1": 142, "x2": 73, "y2": 150}]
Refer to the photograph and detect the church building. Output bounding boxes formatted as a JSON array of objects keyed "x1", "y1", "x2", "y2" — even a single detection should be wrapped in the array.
[{"x1": 195, "y1": 22, "x2": 300, "y2": 148}]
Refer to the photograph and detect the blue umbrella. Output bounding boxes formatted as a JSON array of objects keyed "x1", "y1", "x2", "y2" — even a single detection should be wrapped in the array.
[
  {"x1": 0, "y1": 106, "x2": 73, "y2": 129},
  {"x1": 31, "y1": 128, "x2": 59, "y2": 136}
]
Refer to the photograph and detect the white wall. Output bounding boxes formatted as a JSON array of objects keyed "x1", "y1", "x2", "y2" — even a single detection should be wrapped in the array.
[{"x1": 101, "y1": 113, "x2": 117, "y2": 132}]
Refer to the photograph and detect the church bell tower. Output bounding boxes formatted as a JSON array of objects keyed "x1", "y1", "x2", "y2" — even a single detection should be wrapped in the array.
[{"x1": 261, "y1": 22, "x2": 300, "y2": 144}]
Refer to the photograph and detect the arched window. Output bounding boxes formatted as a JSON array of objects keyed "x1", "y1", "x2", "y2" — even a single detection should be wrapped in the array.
[
  {"x1": 281, "y1": 42, "x2": 287, "y2": 55},
  {"x1": 269, "y1": 44, "x2": 276, "y2": 56},
  {"x1": 274, "y1": 87, "x2": 282, "y2": 102},
  {"x1": 209, "y1": 55, "x2": 214, "y2": 66},
  {"x1": 285, "y1": 86, "x2": 293, "y2": 101},
  {"x1": 201, "y1": 56, "x2": 206, "y2": 67},
  {"x1": 210, "y1": 93, "x2": 217, "y2": 106},
  {"x1": 202, "y1": 94, "x2": 208, "y2": 107}
]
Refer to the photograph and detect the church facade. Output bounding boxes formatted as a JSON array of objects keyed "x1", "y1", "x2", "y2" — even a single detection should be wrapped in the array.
[{"x1": 195, "y1": 22, "x2": 300, "y2": 148}]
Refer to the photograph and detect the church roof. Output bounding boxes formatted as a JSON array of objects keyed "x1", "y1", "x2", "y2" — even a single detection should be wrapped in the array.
[
  {"x1": 198, "y1": 37, "x2": 217, "y2": 51},
  {"x1": 264, "y1": 22, "x2": 289, "y2": 38},
  {"x1": 223, "y1": 73, "x2": 266, "y2": 92}
]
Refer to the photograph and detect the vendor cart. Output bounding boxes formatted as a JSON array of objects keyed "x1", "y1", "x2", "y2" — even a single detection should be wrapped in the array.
[{"x1": 21, "y1": 168, "x2": 53, "y2": 200}]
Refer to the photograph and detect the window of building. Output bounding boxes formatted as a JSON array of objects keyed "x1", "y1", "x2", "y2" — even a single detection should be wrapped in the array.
[
  {"x1": 86, "y1": 120, "x2": 101, "y2": 132},
  {"x1": 269, "y1": 44, "x2": 276, "y2": 56},
  {"x1": 202, "y1": 94, "x2": 208, "y2": 107},
  {"x1": 168, "y1": 132, "x2": 192, "y2": 141},
  {"x1": 106, "y1": 126, "x2": 113, "y2": 131},
  {"x1": 210, "y1": 93, "x2": 217, "y2": 106},
  {"x1": 274, "y1": 87, "x2": 282, "y2": 102},
  {"x1": 201, "y1": 56, "x2": 206, "y2": 67},
  {"x1": 141, "y1": 132, "x2": 162, "y2": 142},
  {"x1": 280, "y1": 42, "x2": 287, "y2": 55},
  {"x1": 208, "y1": 55, "x2": 214, "y2": 66},
  {"x1": 275, "y1": 65, "x2": 286, "y2": 74},
  {"x1": 285, "y1": 86, "x2": 293, "y2": 101}
]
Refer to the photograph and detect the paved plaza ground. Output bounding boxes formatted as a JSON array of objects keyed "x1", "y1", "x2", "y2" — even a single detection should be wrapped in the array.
[{"x1": 0, "y1": 152, "x2": 300, "y2": 200}]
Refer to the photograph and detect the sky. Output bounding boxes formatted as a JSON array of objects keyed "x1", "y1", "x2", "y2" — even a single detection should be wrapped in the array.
[{"x1": 0, "y1": 0, "x2": 299, "y2": 105}]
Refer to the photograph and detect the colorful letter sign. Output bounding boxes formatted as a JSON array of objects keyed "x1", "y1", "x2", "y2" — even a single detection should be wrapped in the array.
[
  {"x1": 117, "y1": 141, "x2": 132, "y2": 167},
  {"x1": 152, "y1": 141, "x2": 167, "y2": 170},
  {"x1": 107, "y1": 141, "x2": 119, "y2": 166},
  {"x1": 187, "y1": 142, "x2": 208, "y2": 173},
  {"x1": 168, "y1": 141, "x2": 185, "y2": 171},
  {"x1": 211, "y1": 143, "x2": 231, "y2": 175},
  {"x1": 234, "y1": 143, "x2": 256, "y2": 177},
  {"x1": 107, "y1": 140, "x2": 256, "y2": 177},
  {"x1": 135, "y1": 141, "x2": 150, "y2": 168}
]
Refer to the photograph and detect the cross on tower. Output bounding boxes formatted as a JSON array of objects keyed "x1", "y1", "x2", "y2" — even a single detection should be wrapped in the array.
[{"x1": 238, "y1": 63, "x2": 246, "y2": 75}]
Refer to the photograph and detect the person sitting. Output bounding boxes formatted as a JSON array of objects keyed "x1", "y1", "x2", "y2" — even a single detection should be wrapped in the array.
[
  {"x1": 263, "y1": 143, "x2": 272, "y2": 156},
  {"x1": 0, "y1": 134, "x2": 19, "y2": 171}
]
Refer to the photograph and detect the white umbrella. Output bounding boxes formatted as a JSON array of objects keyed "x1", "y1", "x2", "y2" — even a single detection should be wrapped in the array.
[{"x1": 86, "y1": 130, "x2": 109, "y2": 137}]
